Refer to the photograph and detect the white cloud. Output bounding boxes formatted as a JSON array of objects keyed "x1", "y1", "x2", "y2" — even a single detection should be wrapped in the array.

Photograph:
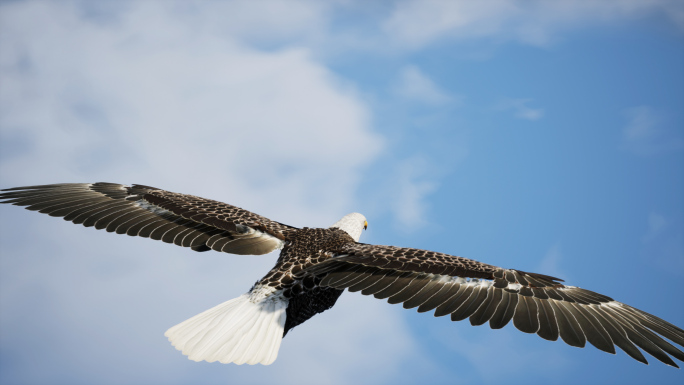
[
  {"x1": 620, "y1": 106, "x2": 684, "y2": 156},
  {"x1": 382, "y1": 0, "x2": 684, "y2": 49},
  {"x1": 537, "y1": 243, "x2": 566, "y2": 280},
  {"x1": 390, "y1": 157, "x2": 438, "y2": 228},
  {"x1": 622, "y1": 106, "x2": 659, "y2": 143},
  {"x1": 640, "y1": 212, "x2": 684, "y2": 276},
  {"x1": 427, "y1": 321, "x2": 573, "y2": 383},
  {"x1": 0, "y1": 0, "x2": 384, "y2": 226},
  {"x1": 181, "y1": 0, "x2": 331, "y2": 47},
  {"x1": 643, "y1": 212, "x2": 668, "y2": 242},
  {"x1": 496, "y1": 98, "x2": 544, "y2": 121},
  {"x1": 0, "y1": 2, "x2": 429, "y2": 384},
  {"x1": 394, "y1": 65, "x2": 456, "y2": 105},
  {"x1": 74, "y1": 0, "x2": 332, "y2": 49},
  {"x1": 62, "y1": 0, "x2": 681, "y2": 58},
  {"x1": 383, "y1": 0, "x2": 516, "y2": 48}
]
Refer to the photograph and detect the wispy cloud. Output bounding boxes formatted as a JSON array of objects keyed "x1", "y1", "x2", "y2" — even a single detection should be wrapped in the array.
[
  {"x1": 382, "y1": 0, "x2": 684, "y2": 49},
  {"x1": 640, "y1": 212, "x2": 684, "y2": 277},
  {"x1": 383, "y1": 0, "x2": 517, "y2": 48},
  {"x1": 393, "y1": 65, "x2": 456, "y2": 106},
  {"x1": 537, "y1": 243, "x2": 565, "y2": 280},
  {"x1": 620, "y1": 106, "x2": 684, "y2": 156},
  {"x1": 496, "y1": 98, "x2": 544, "y2": 121},
  {"x1": 390, "y1": 156, "x2": 439, "y2": 228},
  {"x1": 643, "y1": 212, "x2": 668, "y2": 243},
  {"x1": 67, "y1": 1, "x2": 682, "y2": 57}
]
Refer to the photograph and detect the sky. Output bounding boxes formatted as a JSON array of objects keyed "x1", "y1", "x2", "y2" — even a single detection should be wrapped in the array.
[{"x1": 0, "y1": 1, "x2": 683, "y2": 384}]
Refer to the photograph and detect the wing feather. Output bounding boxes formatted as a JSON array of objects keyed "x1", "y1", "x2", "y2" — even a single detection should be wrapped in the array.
[
  {"x1": 567, "y1": 302, "x2": 614, "y2": 353},
  {"x1": 387, "y1": 276, "x2": 432, "y2": 305},
  {"x1": 489, "y1": 290, "x2": 518, "y2": 329},
  {"x1": 298, "y1": 242, "x2": 684, "y2": 367},
  {"x1": 73, "y1": 201, "x2": 124, "y2": 225},
  {"x1": 360, "y1": 270, "x2": 406, "y2": 296},
  {"x1": 417, "y1": 282, "x2": 463, "y2": 313},
  {"x1": 346, "y1": 272, "x2": 386, "y2": 293},
  {"x1": 126, "y1": 217, "x2": 167, "y2": 237},
  {"x1": 469, "y1": 286, "x2": 503, "y2": 326},
  {"x1": 372, "y1": 272, "x2": 416, "y2": 299},
  {"x1": 535, "y1": 297, "x2": 559, "y2": 341},
  {"x1": 319, "y1": 265, "x2": 374, "y2": 288},
  {"x1": 512, "y1": 295, "x2": 540, "y2": 334},
  {"x1": 451, "y1": 284, "x2": 489, "y2": 322},
  {"x1": 105, "y1": 210, "x2": 150, "y2": 232},
  {"x1": 139, "y1": 219, "x2": 174, "y2": 239},
  {"x1": 402, "y1": 280, "x2": 448, "y2": 310},
  {"x1": 604, "y1": 306, "x2": 684, "y2": 366},
  {"x1": 93, "y1": 206, "x2": 140, "y2": 230},
  {"x1": 550, "y1": 300, "x2": 586, "y2": 347},
  {"x1": 163, "y1": 226, "x2": 194, "y2": 245},
  {"x1": 434, "y1": 284, "x2": 473, "y2": 317},
  {"x1": 0, "y1": 183, "x2": 293, "y2": 255}
]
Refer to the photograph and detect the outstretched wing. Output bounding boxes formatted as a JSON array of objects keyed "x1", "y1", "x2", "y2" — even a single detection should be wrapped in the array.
[
  {"x1": 0, "y1": 183, "x2": 297, "y2": 255},
  {"x1": 301, "y1": 243, "x2": 684, "y2": 367}
]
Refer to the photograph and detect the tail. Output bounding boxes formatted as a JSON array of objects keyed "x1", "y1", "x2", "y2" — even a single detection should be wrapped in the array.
[{"x1": 165, "y1": 286, "x2": 288, "y2": 365}]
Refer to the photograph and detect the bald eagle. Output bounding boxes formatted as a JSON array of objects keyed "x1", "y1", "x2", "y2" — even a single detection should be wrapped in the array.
[{"x1": 1, "y1": 182, "x2": 682, "y2": 367}]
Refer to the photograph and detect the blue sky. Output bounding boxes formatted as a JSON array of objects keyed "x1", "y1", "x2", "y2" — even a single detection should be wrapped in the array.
[{"x1": 0, "y1": 1, "x2": 683, "y2": 384}]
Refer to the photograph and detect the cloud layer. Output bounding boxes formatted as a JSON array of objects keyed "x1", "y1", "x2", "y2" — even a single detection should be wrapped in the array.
[{"x1": 0, "y1": 2, "x2": 407, "y2": 384}]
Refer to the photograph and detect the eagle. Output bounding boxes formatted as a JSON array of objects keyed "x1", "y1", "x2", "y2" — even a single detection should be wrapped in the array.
[{"x1": 1, "y1": 182, "x2": 683, "y2": 367}]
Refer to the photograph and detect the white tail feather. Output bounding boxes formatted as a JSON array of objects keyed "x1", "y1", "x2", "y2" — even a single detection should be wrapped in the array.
[{"x1": 165, "y1": 286, "x2": 288, "y2": 365}]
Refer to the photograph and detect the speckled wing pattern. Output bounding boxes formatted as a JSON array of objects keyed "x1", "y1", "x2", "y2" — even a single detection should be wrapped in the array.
[
  {"x1": 300, "y1": 243, "x2": 684, "y2": 367},
  {"x1": 0, "y1": 183, "x2": 296, "y2": 255}
]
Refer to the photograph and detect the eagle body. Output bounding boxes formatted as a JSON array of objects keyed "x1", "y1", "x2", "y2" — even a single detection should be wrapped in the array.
[
  {"x1": 258, "y1": 227, "x2": 352, "y2": 335},
  {"x1": 1, "y1": 182, "x2": 683, "y2": 367}
]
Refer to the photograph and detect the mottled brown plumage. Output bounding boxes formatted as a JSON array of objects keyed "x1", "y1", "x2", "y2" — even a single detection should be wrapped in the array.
[{"x1": 1, "y1": 182, "x2": 683, "y2": 367}]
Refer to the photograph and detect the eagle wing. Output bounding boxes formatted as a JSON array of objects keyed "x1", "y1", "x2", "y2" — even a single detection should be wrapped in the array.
[
  {"x1": 300, "y1": 242, "x2": 684, "y2": 367},
  {"x1": 0, "y1": 183, "x2": 296, "y2": 255}
]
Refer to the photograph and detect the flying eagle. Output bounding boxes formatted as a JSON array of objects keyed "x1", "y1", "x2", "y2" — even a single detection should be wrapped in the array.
[{"x1": 1, "y1": 182, "x2": 683, "y2": 367}]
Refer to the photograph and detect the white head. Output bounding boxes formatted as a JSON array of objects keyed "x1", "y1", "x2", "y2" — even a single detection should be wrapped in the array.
[{"x1": 330, "y1": 212, "x2": 367, "y2": 242}]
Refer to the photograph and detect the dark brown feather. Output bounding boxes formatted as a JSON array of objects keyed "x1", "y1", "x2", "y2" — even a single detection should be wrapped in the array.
[{"x1": 0, "y1": 183, "x2": 289, "y2": 255}]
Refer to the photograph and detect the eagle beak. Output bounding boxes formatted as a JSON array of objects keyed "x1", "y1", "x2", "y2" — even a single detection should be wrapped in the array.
[{"x1": 364, "y1": 221, "x2": 368, "y2": 230}]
